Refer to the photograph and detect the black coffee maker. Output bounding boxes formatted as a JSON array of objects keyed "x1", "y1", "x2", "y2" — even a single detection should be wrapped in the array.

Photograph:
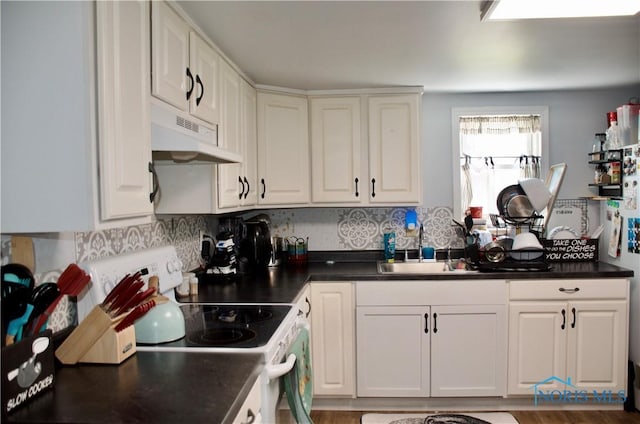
[{"x1": 239, "y1": 214, "x2": 273, "y2": 270}]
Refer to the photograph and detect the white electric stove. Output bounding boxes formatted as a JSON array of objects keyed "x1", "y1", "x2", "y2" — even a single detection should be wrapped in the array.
[{"x1": 76, "y1": 246, "x2": 307, "y2": 423}]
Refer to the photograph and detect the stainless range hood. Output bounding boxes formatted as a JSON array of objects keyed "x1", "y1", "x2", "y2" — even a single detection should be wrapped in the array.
[{"x1": 150, "y1": 101, "x2": 241, "y2": 163}]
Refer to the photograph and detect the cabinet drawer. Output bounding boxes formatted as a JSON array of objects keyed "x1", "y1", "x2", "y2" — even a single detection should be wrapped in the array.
[
  {"x1": 356, "y1": 280, "x2": 506, "y2": 306},
  {"x1": 509, "y1": 279, "x2": 629, "y2": 300}
]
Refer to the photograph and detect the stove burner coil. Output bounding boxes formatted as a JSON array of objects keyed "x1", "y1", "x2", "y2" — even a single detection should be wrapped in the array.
[{"x1": 187, "y1": 328, "x2": 257, "y2": 346}]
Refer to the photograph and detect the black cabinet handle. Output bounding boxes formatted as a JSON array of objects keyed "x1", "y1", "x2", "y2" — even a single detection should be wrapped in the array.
[
  {"x1": 195, "y1": 74, "x2": 204, "y2": 106},
  {"x1": 261, "y1": 178, "x2": 266, "y2": 199},
  {"x1": 355, "y1": 177, "x2": 359, "y2": 197},
  {"x1": 571, "y1": 307, "x2": 576, "y2": 329},
  {"x1": 238, "y1": 176, "x2": 245, "y2": 200},
  {"x1": 433, "y1": 312, "x2": 438, "y2": 333},
  {"x1": 242, "y1": 408, "x2": 255, "y2": 424},
  {"x1": 305, "y1": 296, "x2": 311, "y2": 318},
  {"x1": 371, "y1": 178, "x2": 376, "y2": 198},
  {"x1": 186, "y1": 68, "x2": 194, "y2": 101},
  {"x1": 149, "y1": 162, "x2": 159, "y2": 203},
  {"x1": 243, "y1": 177, "x2": 250, "y2": 199},
  {"x1": 559, "y1": 287, "x2": 580, "y2": 294},
  {"x1": 424, "y1": 313, "x2": 429, "y2": 333},
  {"x1": 561, "y1": 308, "x2": 566, "y2": 330}
]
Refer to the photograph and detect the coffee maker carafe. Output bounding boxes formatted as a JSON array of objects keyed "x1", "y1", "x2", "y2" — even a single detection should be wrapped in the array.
[{"x1": 239, "y1": 214, "x2": 272, "y2": 270}]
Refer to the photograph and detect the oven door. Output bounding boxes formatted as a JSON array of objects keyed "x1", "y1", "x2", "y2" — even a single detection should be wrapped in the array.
[{"x1": 266, "y1": 320, "x2": 312, "y2": 424}]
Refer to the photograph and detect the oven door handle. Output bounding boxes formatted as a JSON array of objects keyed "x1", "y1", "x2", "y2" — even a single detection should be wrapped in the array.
[
  {"x1": 297, "y1": 318, "x2": 310, "y2": 331},
  {"x1": 266, "y1": 353, "x2": 296, "y2": 381}
]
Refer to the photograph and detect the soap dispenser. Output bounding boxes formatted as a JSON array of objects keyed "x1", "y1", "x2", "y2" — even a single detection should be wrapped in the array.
[{"x1": 405, "y1": 209, "x2": 418, "y2": 237}]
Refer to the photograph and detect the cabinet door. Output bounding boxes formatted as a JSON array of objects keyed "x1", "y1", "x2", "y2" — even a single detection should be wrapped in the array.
[
  {"x1": 310, "y1": 97, "x2": 362, "y2": 203},
  {"x1": 188, "y1": 31, "x2": 219, "y2": 125},
  {"x1": 310, "y1": 283, "x2": 355, "y2": 396},
  {"x1": 217, "y1": 61, "x2": 242, "y2": 209},
  {"x1": 257, "y1": 92, "x2": 310, "y2": 205},
  {"x1": 508, "y1": 302, "x2": 567, "y2": 395},
  {"x1": 151, "y1": 1, "x2": 189, "y2": 111},
  {"x1": 96, "y1": 0, "x2": 153, "y2": 219},
  {"x1": 368, "y1": 95, "x2": 421, "y2": 204},
  {"x1": 240, "y1": 79, "x2": 258, "y2": 206},
  {"x1": 567, "y1": 300, "x2": 627, "y2": 393},
  {"x1": 231, "y1": 375, "x2": 262, "y2": 424},
  {"x1": 356, "y1": 306, "x2": 430, "y2": 397},
  {"x1": 431, "y1": 305, "x2": 507, "y2": 397}
]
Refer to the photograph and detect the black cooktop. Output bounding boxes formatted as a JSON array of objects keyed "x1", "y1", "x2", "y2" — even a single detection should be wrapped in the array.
[{"x1": 150, "y1": 304, "x2": 292, "y2": 349}]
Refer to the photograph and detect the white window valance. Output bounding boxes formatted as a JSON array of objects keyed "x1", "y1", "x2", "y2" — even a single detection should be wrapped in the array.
[{"x1": 459, "y1": 115, "x2": 541, "y2": 135}]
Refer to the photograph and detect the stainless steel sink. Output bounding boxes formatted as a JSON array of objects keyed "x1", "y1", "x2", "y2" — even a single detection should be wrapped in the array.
[{"x1": 377, "y1": 260, "x2": 477, "y2": 274}]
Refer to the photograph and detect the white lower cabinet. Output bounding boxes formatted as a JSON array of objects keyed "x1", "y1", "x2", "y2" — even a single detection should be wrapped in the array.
[
  {"x1": 232, "y1": 375, "x2": 262, "y2": 424},
  {"x1": 356, "y1": 280, "x2": 507, "y2": 398},
  {"x1": 357, "y1": 305, "x2": 431, "y2": 397},
  {"x1": 430, "y1": 305, "x2": 507, "y2": 397},
  {"x1": 507, "y1": 279, "x2": 629, "y2": 396},
  {"x1": 310, "y1": 282, "x2": 355, "y2": 397}
]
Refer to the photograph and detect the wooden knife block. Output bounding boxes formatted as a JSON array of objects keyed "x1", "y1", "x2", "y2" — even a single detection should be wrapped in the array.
[
  {"x1": 79, "y1": 325, "x2": 136, "y2": 364},
  {"x1": 55, "y1": 305, "x2": 135, "y2": 365}
]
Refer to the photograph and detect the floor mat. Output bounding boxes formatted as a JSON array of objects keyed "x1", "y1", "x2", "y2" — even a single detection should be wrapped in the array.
[{"x1": 361, "y1": 412, "x2": 519, "y2": 424}]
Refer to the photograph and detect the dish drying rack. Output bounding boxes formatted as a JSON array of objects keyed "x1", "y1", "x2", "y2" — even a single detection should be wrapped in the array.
[
  {"x1": 465, "y1": 213, "x2": 550, "y2": 272},
  {"x1": 489, "y1": 213, "x2": 546, "y2": 239}
]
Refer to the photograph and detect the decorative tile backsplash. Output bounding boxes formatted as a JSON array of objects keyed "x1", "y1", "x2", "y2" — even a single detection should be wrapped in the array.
[
  {"x1": 1, "y1": 215, "x2": 216, "y2": 332},
  {"x1": 75, "y1": 215, "x2": 215, "y2": 268},
  {"x1": 260, "y1": 206, "x2": 463, "y2": 250}
]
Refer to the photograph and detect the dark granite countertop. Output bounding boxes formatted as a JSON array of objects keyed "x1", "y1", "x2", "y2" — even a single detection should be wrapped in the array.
[
  {"x1": 189, "y1": 252, "x2": 634, "y2": 304},
  {"x1": 5, "y1": 352, "x2": 264, "y2": 424}
]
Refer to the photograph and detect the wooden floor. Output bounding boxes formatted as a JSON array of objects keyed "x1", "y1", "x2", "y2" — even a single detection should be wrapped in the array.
[{"x1": 310, "y1": 409, "x2": 640, "y2": 424}]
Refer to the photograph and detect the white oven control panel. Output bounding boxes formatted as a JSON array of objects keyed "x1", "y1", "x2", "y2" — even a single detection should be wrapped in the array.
[{"x1": 76, "y1": 246, "x2": 183, "y2": 322}]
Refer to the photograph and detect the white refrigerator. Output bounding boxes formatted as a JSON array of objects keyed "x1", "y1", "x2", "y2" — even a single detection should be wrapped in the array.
[{"x1": 600, "y1": 143, "x2": 640, "y2": 406}]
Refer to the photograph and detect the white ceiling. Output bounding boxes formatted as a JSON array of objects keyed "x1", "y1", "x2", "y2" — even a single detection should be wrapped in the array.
[{"x1": 176, "y1": 1, "x2": 640, "y2": 92}]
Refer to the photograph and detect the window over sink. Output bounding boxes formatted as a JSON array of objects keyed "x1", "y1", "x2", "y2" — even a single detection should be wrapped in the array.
[{"x1": 451, "y1": 106, "x2": 549, "y2": 222}]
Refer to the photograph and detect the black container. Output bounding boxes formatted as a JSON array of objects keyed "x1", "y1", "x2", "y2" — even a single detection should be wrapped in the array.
[{"x1": 239, "y1": 214, "x2": 273, "y2": 270}]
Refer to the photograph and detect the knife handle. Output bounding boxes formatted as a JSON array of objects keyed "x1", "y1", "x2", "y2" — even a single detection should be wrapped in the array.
[
  {"x1": 114, "y1": 286, "x2": 156, "y2": 317},
  {"x1": 114, "y1": 300, "x2": 156, "y2": 332}
]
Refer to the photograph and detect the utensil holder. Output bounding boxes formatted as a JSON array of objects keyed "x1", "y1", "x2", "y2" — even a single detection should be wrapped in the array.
[
  {"x1": 55, "y1": 306, "x2": 120, "y2": 365},
  {"x1": 79, "y1": 324, "x2": 135, "y2": 364}
]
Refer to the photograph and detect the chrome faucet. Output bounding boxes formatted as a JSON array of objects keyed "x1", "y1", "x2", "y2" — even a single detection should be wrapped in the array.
[
  {"x1": 418, "y1": 224, "x2": 424, "y2": 262},
  {"x1": 446, "y1": 247, "x2": 454, "y2": 270}
]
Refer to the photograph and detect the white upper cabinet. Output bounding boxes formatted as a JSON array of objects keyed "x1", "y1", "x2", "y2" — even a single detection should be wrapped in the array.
[
  {"x1": 218, "y1": 71, "x2": 257, "y2": 209},
  {"x1": 188, "y1": 32, "x2": 220, "y2": 124},
  {"x1": 151, "y1": 1, "x2": 219, "y2": 125},
  {"x1": 368, "y1": 94, "x2": 421, "y2": 204},
  {"x1": 240, "y1": 80, "x2": 259, "y2": 206},
  {"x1": 309, "y1": 92, "x2": 421, "y2": 206},
  {"x1": 219, "y1": 59, "x2": 241, "y2": 153},
  {"x1": 310, "y1": 97, "x2": 362, "y2": 203},
  {"x1": 97, "y1": 1, "x2": 153, "y2": 220},
  {"x1": 1, "y1": 1, "x2": 153, "y2": 232},
  {"x1": 257, "y1": 91, "x2": 310, "y2": 205},
  {"x1": 151, "y1": 1, "x2": 189, "y2": 110}
]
